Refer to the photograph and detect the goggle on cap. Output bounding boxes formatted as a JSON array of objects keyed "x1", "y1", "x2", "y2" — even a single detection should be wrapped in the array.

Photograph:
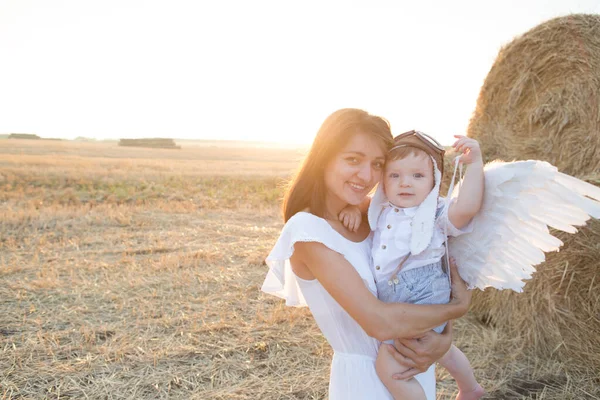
[{"x1": 390, "y1": 130, "x2": 445, "y2": 176}]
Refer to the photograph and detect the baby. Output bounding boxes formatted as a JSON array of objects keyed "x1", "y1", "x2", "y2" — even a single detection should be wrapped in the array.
[{"x1": 341, "y1": 131, "x2": 485, "y2": 400}]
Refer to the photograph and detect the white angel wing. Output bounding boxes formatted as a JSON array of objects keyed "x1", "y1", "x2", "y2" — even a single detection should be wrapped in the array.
[{"x1": 448, "y1": 160, "x2": 600, "y2": 292}]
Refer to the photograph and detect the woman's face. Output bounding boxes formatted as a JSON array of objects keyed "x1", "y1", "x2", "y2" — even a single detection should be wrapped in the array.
[{"x1": 323, "y1": 132, "x2": 386, "y2": 210}]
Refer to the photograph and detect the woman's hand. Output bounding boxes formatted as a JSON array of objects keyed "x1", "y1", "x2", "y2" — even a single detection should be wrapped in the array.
[
  {"x1": 448, "y1": 257, "x2": 472, "y2": 317},
  {"x1": 382, "y1": 258, "x2": 472, "y2": 379},
  {"x1": 384, "y1": 321, "x2": 454, "y2": 380}
]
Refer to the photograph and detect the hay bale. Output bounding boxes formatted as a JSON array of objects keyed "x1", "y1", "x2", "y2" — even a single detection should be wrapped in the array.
[
  {"x1": 465, "y1": 14, "x2": 600, "y2": 372},
  {"x1": 468, "y1": 14, "x2": 600, "y2": 179},
  {"x1": 8, "y1": 133, "x2": 40, "y2": 140}
]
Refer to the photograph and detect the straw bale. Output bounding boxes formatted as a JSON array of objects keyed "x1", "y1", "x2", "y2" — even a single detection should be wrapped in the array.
[
  {"x1": 464, "y1": 13, "x2": 600, "y2": 371},
  {"x1": 468, "y1": 14, "x2": 600, "y2": 178},
  {"x1": 8, "y1": 133, "x2": 40, "y2": 140}
]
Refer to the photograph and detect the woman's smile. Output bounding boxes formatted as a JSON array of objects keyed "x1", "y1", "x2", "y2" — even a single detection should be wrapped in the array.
[{"x1": 348, "y1": 182, "x2": 367, "y2": 192}]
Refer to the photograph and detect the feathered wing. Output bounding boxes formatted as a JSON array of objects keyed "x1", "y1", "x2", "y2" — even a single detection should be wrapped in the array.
[{"x1": 448, "y1": 160, "x2": 600, "y2": 292}]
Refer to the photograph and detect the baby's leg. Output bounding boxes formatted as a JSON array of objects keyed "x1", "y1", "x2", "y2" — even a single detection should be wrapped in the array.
[
  {"x1": 375, "y1": 343, "x2": 426, "y2": 400},
  {"x1": 439, "y1": 345, "x2": 485, "y2": 400}
]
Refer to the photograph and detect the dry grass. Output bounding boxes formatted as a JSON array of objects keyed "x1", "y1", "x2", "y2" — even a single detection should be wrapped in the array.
[{"x1": 1, "y1": 140, "x2": 598, "y2": 399}]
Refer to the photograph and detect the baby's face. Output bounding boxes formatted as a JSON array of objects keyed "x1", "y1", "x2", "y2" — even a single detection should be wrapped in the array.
[{"x1": 383, "y1": 152, "x2": 434, "y2": 208}]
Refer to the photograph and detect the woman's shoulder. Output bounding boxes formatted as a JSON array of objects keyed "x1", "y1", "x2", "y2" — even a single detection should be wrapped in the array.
[
  {"x1": 286, "y1": 211, "x2": 370, "y2": 244},
  {"x1": 287, "y1": 209, "x2": 321, "y2": 224},
  {"x1": 263, "y1": 211, "x2": 328, "y2": 307},
  {"x1": 283, "y1": 211, "x2": 334, "y2": 241},
  {"x1": 272, "y1": 210, "x2": 359, "y2": 257},
  {"x1": 264, "y1": 210, "x2": 377, "y2": 304}
]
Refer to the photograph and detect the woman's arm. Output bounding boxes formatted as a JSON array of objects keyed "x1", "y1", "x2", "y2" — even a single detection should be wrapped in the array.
[{"x1": 292, "y1": 241, "x2": 471, "y2": 341}]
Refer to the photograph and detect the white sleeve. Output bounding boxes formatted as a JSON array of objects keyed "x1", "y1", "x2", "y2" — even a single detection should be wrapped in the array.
[
  {"x1": 436, "y1": 197, "x2": 474, "y2": 238},
  {"x1": 261, "y1": 212, "x2": 353, "y2": 307}
]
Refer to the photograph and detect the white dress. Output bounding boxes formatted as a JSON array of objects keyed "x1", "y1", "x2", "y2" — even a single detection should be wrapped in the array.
[{"x1": 261, "y1": 212, "x2": 436, "y2": 400}]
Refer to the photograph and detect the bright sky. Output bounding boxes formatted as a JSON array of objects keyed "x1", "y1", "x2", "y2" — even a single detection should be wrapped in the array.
[{"x1": 1, "y1": 0, "x2": 599, "y2": 145}]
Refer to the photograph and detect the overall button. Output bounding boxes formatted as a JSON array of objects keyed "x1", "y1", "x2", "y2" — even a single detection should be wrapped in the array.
[
  {"x1": 375, "y1": 265, "x2": 381, "y2": 270},
  {"x1": 387, "y1": 225, "x2": 392, "y2": 229},
  {"x1": 394, "y1": 208, "x2": 399, "y2": 213},
  {"x1": 381, "y1": 245, "x2": 386, "y2": 250}
]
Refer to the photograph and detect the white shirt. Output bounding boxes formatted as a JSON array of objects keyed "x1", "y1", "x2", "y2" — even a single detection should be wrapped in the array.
[{"x1": 371, "y1": 197, "x2": 472, "y2": 282}]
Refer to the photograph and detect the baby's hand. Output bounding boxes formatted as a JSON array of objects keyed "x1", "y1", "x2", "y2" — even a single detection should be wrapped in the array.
[
  {"x1": 452, "y1": 135, "x2": 483, "y2": 165},
  {"x1": 339, "y1": 206, "x2": 362, "y2": 232}
]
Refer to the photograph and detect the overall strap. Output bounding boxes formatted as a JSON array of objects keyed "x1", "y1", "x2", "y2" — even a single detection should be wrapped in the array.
[
  {"x1": 388, "y1": 254, "x2": 410, "y2": 282},
  {"x1": 387, "y1": 254, "x2": 410, "y2": 293}
]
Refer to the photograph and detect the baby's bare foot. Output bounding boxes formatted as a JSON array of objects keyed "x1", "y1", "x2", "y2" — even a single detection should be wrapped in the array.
[{"x1": 456, "y1": 384, "x2": 485, "y2": 400}]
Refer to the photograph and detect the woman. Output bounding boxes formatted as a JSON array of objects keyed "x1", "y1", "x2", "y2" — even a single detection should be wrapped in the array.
[{"x1": 261, "y1": 108, "x2": 472, "y2": 399}]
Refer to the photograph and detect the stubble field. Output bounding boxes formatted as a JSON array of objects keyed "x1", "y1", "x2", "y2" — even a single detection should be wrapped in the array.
[{"x1": 0, "y1": 140, "x2": 597, "y2": 399}]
